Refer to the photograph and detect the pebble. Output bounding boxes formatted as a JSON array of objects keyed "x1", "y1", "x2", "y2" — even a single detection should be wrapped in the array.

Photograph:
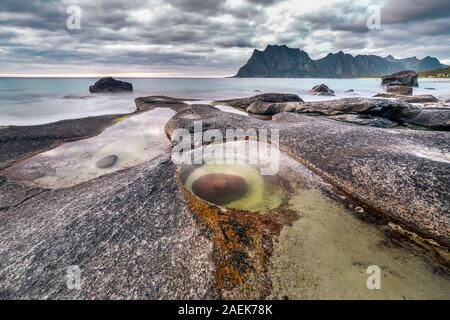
[{"x1": 95, "y1": 155, "x2": 118, "y2": 169}]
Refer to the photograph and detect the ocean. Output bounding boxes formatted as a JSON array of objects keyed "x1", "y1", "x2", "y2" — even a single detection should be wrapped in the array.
[{"x1": 1, "y1": 77, "x2": 449, "y2": 126}]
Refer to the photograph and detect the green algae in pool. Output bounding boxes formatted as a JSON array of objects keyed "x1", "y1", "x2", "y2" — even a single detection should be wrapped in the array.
[
  {"x1": 181, "y1": 140, "x2": 450, "y2": 299},
  {"x1": 2, "y1": 108, "x2": 175, "y2": 189}
]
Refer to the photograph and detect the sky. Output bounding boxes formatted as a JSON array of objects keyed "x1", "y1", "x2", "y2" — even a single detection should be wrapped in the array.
[{"x1": 0, "y1": 0, "x2": 449, "y2": 77}]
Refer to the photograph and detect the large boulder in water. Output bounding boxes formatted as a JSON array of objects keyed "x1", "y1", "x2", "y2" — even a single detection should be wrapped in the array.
[
  {"x1": 89, "y1": 77, "x2": 133, "y2": 93},
  {"x1": 212, "y1": 93, "x2": 303, "y2": 109},
  {"x1": 382, "y1": 70, "x2": 418, "y2": 87},
  {"x1": 309, "y1": 84, "x2": 335, "y2": 96}
]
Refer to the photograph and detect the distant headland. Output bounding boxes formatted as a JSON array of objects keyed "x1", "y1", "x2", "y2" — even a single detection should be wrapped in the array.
[{"x1": 234, "y1": 45, "x2": 448, "y2": 78}]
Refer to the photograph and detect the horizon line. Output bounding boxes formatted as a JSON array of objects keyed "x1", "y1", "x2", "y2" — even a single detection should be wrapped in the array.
[{"x1": 0, "y1": 74, "x2": 233, "y2": 79}]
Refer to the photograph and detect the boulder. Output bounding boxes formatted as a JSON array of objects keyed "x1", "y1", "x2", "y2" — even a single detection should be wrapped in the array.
[
  {"x1": 345, "y1": 89, "x2": 354, "y2": 93},
  {"x1": 328, "y1": 114, "x2": 398, "y2": 128},
  {"x1": 191, "y1": 173, "x2": 248, "y2": 205},
  {"x1": 95, "y1": 155, "x2": 118, "y2": 169},
  {"x1": 247, "y1": 101, "x2": 286, "y2": 115},
  {"x1": 255, "y1": 98, "x2": 421, "y2": 122},
  {"x1": 402, "y1": 95, "x2": 439, "y2": 103},
  {"x1": 89, "y1": 77, "x2": 133, "y2": 93},
  {"x1": 373, "y1": 93, "x2": 400, "y2": 99},
  {"x1": 386, "y1": 85, "x2": 413, "y2": 95},
  {"x1": 381, "y1": 70, "x2": 419, "y2": 87},
  {"x1": 213, "y1": 93, "x2": 303, "y2": 109},
  {"x1": 309, "y1": 84, "x2": 335, "y2": 96},
  {"x1": 374, "y1": 93, "x2": 439, "y2": 103},
  {"x1": 404, "y1": 108, "x2": 450, "y2": 130},
  {"x1": 135, "y1": 96, "x2": 189, "y2": 112}
]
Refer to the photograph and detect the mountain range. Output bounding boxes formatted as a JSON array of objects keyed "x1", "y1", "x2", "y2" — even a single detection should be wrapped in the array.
[{"x1": 234, "y1": 45, "x2": 448, "y2": 78}]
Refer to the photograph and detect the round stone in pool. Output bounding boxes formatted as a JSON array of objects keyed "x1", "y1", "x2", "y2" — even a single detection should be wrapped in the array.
[
  {"x1": 95, "y1": 155, "x2": 118, "y2": 169},
  {"x1": 191, "y1": 173, "x2": 249, "y2": 206}
]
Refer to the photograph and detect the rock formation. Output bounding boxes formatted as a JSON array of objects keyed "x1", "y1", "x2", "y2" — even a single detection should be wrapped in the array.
[
  {"x1": 386, "y1": 85, "x2": 413, "y2": 95},
  {"x1": 0, "y1": 96, "x2": 449, "y2": 300},
  {"x1": 309, "y1": 84, "x2": 335, "y2": 96},
  {"x1": 213, "y1": 93, "x2": 302, "y2": 109},
  {"x1": 382, "y1": 70, "x2": 419, "y2": 87},
  {"x1": 89, "y1": 77, "x2": 133, "y2": 93},
  {"x1": 234, "y1": 45, "x2": 447, "y2": 78}
]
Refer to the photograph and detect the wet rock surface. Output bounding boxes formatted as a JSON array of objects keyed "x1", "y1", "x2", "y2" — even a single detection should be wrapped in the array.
[
  {"x1": 373, "y1": 93, "x2": 439, "y2": 103},
  {"x1": 166, "y1": 105, "x2": 450, "y2": 247},
  {"x1": 0, "y1": 99, "x2": 188, "y2": 172},
  {"x1": 135, "y1": 96, "x2": 191, "y2": 112},
  {"x1": 404, "y1": 108, "x2": 450, "y2": 130},
  {"x1": 215, "y1": 96, "x2": 421, "y2": 123},
  {"x1": 89, "y1": 77, "x2": 133, "y2": 93},
  {"x1": 1, "y1": 95, "x2": 449, "y2": 299},
  {"x1": 0, "y1": 177, "x2": 44, "y2": 211},
  {"x1": 247, "y1": 101, "x2": 286, "y2": 115},
  {"x1": 213, "y1": 93, "x2": 302, "y2": 109},
  {"x1": 401, "y1": 95, "x2": 439, "y2": 103},
  {"x1": 0, "y1": 155, "x2": 216, "y2": 299},
  {"x1": 262, "y1": 98, "x2": 421, "y2": 122},
  {"x1": 328, "y1": 114, "x2": 398, "y2": 128},
  {"x1": 0, "y1": 115, "x2": 122, "y2": 170}
]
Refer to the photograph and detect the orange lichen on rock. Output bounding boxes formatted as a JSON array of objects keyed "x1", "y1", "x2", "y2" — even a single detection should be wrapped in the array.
[{"x1": 181, "y1": 183, "x2": 297, "y2": 299}]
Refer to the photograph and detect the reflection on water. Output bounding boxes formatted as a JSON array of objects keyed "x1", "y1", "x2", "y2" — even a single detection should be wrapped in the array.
[
  {"x1": 180, "y1": 140, "x2": 450, "y2": 299},
  {"x1": 3, "y1": 108, "x2": 175, "y2": 188}
]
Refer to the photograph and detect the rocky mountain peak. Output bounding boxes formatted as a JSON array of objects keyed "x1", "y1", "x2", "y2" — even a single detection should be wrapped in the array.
[{"x1": 234, "y1": 44, "x2": 447, "y2": 78}]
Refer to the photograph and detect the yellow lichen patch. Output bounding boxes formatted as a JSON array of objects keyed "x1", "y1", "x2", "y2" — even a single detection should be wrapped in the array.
[
  {"x1": 113, "y1": 114, "x2": 131, "y2": 124},
  {"x1": 181, "y1": 184, "x2": 296, "y2": 299}
]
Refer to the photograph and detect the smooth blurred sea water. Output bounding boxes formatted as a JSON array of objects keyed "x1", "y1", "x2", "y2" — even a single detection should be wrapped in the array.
[{"x1": 1, "y1": 77, "x2": 449, "y2": 126}]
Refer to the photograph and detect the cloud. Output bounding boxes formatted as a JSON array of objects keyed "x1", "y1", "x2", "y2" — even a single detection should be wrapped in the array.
[
  {"x1": 381, "y1": 0, "x2": 450, "y2": 24},
  {"x1": 0, "y1": 0, "x2": 449, "y2": 76}
]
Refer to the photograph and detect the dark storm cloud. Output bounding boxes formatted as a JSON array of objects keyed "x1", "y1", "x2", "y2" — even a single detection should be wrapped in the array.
[
  {"x1": 167, "y1": 0, "x2": 224, "y2": 13},
  {"x1": 245, "y1": 0, "x2": 281, "y2": 5},
  {"x1": 0, "y1": 0, "x2": 449, "y2": 75},
  {"x1": 298, "y1": 2, "x2": 373, "y2": 34},
  {"x1": 381, "y1": 0, "x2": 450, "y2": 23},
  {"x1": 0, "y1": 0, "x2": 66, "y2": 30}
]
